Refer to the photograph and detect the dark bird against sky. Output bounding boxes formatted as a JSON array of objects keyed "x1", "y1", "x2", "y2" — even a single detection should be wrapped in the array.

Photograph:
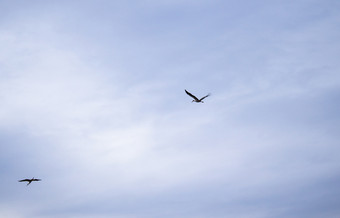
[
  {"x1": 18, "y1": 177, "x2": 41, "y2": 186},
  {"x1": 185, "y1": 89, "x2": 210, "y2": 103}
]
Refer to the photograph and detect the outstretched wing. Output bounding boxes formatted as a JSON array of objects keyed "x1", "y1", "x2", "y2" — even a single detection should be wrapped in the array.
[
  {"x1": 18, "y1": 179, "x2": 30, "y2": 182},
  {"x1": 185, "y1": 90, "x2": 199, "y2": 101},
  {"x1": 32, "y1": 179, "x2": 41, "y2": 181},
  {"x1": 200, "y1": 94, "x2": 210, "y2": 101}
]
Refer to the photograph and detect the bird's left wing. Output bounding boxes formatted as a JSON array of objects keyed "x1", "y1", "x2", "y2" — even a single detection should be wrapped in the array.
[{"x1": 185, "y1": 90, "x2": 199, "y2": 101}]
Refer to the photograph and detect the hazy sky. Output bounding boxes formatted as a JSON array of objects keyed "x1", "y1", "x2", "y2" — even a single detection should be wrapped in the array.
[{"x1": 1, "y1": 0, "x2": 340, "y2": 217}]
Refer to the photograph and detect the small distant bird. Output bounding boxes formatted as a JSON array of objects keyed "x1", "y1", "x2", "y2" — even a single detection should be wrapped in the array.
[
  {"x1": 18, "y1": 177, "x2": 41, "y2": 186},
  {"x1": 185, "y1": 89, "x2": 210, "y2": 103}
]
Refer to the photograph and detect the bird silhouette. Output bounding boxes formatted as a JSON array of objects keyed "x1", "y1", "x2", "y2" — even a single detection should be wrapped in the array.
[
  {"x1": 185, "y1": 89, "x2": 210, "y2": 103},
  {"x1": 18, "y1": 177, "x2": 41, "y2": 186}
]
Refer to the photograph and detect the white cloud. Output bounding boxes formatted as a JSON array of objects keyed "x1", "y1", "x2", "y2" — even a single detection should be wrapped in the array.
[{"x1": 1, "y1": 1, "x2": 340, "y2": 217}]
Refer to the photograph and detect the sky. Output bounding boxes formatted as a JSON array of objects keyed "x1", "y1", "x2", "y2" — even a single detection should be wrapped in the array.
[{"x1": 1, "y1": 0, "x2": 340, "y2": 217}]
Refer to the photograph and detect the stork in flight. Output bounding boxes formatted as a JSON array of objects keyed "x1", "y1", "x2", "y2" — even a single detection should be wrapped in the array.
[
  {"x1": 185, "y1": 89, "x2": 210, "y2": 103},
  {"x1": 18, "y1": 177, "x2": 41, "y2": 186}
]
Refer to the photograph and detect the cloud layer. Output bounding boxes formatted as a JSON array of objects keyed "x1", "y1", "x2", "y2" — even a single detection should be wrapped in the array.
[{"x1": 1, "y1": 0, "x2": 340, "y2": 217}]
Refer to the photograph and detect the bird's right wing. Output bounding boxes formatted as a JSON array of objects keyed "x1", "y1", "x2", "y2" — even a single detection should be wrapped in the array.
[
  {"x1": 18, "y1": 179, "x2": 29, "y2": 182},
  {"x1": 185, "y1": 90, "x2": 199, "y2": 101},
  {"x1": 200, "y1": 94, "x2": 210, "y2": 101}
]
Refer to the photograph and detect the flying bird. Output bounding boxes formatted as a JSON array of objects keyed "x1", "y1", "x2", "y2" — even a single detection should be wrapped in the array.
[
  {"x1": 185, "y1": 89, "x2": 210, "y2": 103},
  {"x1": 18, "y1": 177, "x2": 41, "y2": 186}
]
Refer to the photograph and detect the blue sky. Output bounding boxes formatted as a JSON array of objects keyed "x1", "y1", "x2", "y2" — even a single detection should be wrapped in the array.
[{"x1": 1, "y1": 0, "x2": 340, "y2": 217}]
